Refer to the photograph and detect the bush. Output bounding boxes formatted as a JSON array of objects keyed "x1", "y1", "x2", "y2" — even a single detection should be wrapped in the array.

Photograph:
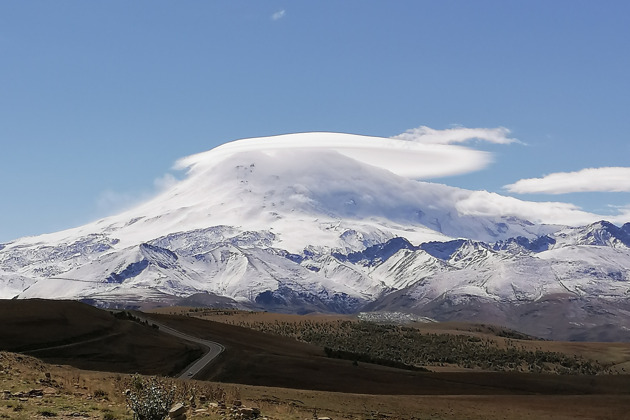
[
  {"x1": 123, "y1": 374, "x2": 176, "y2": 420},
  {"x1": 93, "y1": 389, "x2": 108, "y2": 399}
]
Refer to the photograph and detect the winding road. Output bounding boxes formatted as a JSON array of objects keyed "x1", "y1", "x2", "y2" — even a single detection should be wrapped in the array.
[{"x1": 137, "y1": 315, "x2": 225, "y2": 379}]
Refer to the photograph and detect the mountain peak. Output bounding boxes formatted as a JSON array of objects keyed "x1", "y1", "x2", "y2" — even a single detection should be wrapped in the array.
[{"x1": 553, "y1": 220, "x2": 630, "y2": 248}]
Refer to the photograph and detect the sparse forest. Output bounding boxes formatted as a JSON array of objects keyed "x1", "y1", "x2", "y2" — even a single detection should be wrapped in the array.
[{"x1": 231, "y1": 319, "x2": 606, "y2": 375}]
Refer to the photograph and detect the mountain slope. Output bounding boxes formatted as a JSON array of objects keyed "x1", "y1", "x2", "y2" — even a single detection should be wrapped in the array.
[{"x1": 1, "y1": 133, "x2": 629, "y2": 339}]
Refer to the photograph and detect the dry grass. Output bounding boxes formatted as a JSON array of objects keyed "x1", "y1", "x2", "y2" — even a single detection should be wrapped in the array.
[
  {"x1": 3, "y1": 351, "x2": 630, "y2": 420},
  {"x1": 0, "y1": 351, "x2": 131, "y2": 419},
  {"x1": 0, "y1": 351, "x2": 253, "y2": 420},
  {"x1": 237, "y1": 386, "x2": 630, "y2": 420}
]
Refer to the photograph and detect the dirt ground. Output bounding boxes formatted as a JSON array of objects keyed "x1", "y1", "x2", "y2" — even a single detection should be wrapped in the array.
[{"x1": 237, "y1": 385, "x2": 630, "y2": 420}]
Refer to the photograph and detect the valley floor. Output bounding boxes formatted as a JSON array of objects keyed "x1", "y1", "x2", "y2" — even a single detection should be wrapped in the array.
[{"x1": 4, "y1": 300, "x2": 630, "y2": 419}]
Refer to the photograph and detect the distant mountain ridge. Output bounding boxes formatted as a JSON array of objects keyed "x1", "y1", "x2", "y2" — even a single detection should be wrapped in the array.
[{"x1": 1, "y1": 133, "x2": 629, "y2": 340}]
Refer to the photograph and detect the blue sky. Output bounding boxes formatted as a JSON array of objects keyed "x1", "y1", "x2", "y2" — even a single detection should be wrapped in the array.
[{"x1": 1, "y1": 1, "x2": 629, "y2": 242}]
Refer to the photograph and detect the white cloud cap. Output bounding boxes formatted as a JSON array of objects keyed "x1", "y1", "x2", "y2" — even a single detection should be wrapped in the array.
[
  {"x1": 505, "y1": 167, "x2": 630, "y2": 194},
  {"x1": 175, "y1": 132, "x2": 492, "y2": 180},
  {"x1": 392, "y1": 125, "x2": 519, "y2": 145}
]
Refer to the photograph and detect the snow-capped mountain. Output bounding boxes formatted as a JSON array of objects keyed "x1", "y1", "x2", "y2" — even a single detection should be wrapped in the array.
[{"x1": 1, "y1": 132, "x2": 629, "y2": 340}]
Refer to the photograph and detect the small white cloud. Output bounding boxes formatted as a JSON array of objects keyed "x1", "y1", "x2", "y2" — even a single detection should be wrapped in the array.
[
  {"x1": 96, "y1": 190, "x2": 140, "y2": 216},
  {"x1": 392, "y1": 125, "x2": 520, "y2": 145},
  {"x1": 610, "y1": 204, "x2": 630, "y2": 221},
  {"x1": 505, "y1": 167, "x2": 630, "y2": 194},
  {"x1": 271, "y1": 9, "x2": 286, "y2": 21},
  {"x1": 154, "y1": 173, "x2": 179, "y2": 191},
  {"x1": 96, "y1": 174, "x2": 181, "y2": 218}
]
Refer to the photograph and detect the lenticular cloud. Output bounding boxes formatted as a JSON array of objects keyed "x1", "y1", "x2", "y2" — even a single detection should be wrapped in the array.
[
  {"x1": 505, "y1": 167, "x2": 630, "y2": 194},
  {"x1": 175, "y1": 131, "x2": 493, "y2": 180},
  {"x1": 392, "y1": 125, "x2": 519, "y2": 145}
]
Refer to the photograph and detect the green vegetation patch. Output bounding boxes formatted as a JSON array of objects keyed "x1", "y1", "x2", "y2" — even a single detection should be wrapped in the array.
[{"x1": 235, "y1": 319, "x2": 607, "y2": 374}]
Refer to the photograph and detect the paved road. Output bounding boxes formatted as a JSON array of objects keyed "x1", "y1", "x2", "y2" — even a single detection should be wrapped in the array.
[{"x1": 136, "y1": 315, "x2": 225, "y2": 380}]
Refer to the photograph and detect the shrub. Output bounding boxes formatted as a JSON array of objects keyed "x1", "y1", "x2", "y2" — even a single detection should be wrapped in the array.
[
  {"x1": 123, "y1": 374, "x2": 176, "y2": 420},
  {"x1": 93, "y1": 389, "x2": 108, "y2": 398}
]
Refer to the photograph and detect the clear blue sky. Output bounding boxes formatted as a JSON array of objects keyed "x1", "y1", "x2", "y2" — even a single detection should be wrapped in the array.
[{"x1": 1, "y1": 1, "x2": 629, "y2": 242}]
